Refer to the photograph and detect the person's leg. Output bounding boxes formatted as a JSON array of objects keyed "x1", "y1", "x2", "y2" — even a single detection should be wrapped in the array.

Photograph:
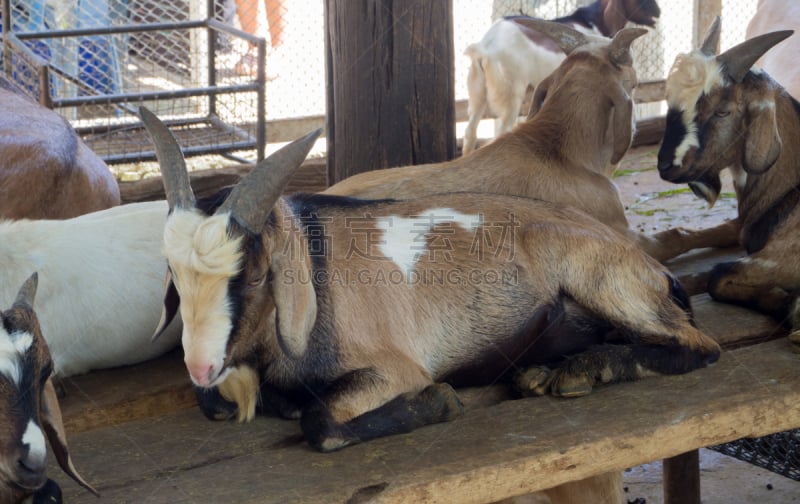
[
  {"x1": 264, "y1": 0, "x2": 285, "y2": 48},
  {"x1": 234, "y1": 0, "x2": 259, "y2": 36}
]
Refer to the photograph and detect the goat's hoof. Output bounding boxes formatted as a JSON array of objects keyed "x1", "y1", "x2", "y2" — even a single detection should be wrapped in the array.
[
  {"x1": 317, "y1": 436, "x2": 355, "y2": 453},
  {"x1": 549, "y1": 371, "x2": 593, "y2": 398},
  {"x1": 423, "y1": 383, "x2": 465, "y2": 421},
  {"x1": 788, "y1": 331, "x2": 800, "y2": 353},
  {"x1": 513, "y1": 366, "x2": 552, "y2": 397}
]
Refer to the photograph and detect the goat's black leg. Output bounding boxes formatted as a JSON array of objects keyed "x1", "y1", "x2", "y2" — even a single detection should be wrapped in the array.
[
  {"x1": 32, "y1": 479, "x2": 62, "y2": 504},
  {"x1": 301, "y1": 368, "x2": 463, "y2": 452},
  {"x1": 516, "y1": 342, "x2": 718, "y2": 398},
  {"x1": 195, "y1": 386, "x2": 238, "y2": 421}
]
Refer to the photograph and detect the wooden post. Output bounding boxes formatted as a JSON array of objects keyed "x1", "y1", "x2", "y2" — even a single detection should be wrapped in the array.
[
  {"x1": 663, "y1": 449, "x2": 701, "y2": 504},
  {"x1": 324, "y1": 0, "x2": 455, "y2": 185}
]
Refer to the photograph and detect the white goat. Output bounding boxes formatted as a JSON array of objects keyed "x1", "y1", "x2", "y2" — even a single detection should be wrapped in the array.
[
  {"x1": 0, "y1": 274, "x2": 97, "y2": 503},
  {"x1": 746, "y1": 0, "x2": 800, "y2": 100},
  {"x1": 461, "y1": 0, "x2": 660, "y2": 155},
  {"x1": 0, "y1": 201, "x2": 181, "y2": 377}
]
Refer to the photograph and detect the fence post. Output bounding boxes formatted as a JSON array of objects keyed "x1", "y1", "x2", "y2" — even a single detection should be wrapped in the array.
[{"x1": 324, "y1": 0, "x2": 455, "y2": 185}]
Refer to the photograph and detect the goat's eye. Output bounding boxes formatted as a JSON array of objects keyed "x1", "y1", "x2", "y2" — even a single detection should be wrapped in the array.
[
  {"x1": 714, "y1": 109, "x2": 730, "y2": 118},
  {"x1": 248, "y1": 272, "x2": 269, "y2": 288}
]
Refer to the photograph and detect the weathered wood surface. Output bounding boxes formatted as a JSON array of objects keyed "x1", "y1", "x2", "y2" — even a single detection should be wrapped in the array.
[
  {"x1": 58, "y1": 348, "x2": 194, "y2": 435},
  {"x1": 118, "y1": 158, "x2": 328, "y2": 204},
  {"x1": 54, "y1": 338, "x2": 800, "y2": 503}
]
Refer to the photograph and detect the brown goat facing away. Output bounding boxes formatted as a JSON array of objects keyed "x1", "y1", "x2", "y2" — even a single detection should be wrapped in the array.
[
  {"x1": 746, "y1": 0, "x2": 800, "y2": 100},
  {"x1": 657, "y1": 18, "x2": 799, "y2": 332},
  {"x1": 325, "y1": 20, "x2": 736, "y2": 263},
  {"x1": 141, "y1": 106, "x2": 721, "y2": 456},
  {"x1": 0, "y1": 78, "x2": 119, "y2": 219},
  {"x1": 0, "y1": 273, "x2": 97, "y2": 503}
]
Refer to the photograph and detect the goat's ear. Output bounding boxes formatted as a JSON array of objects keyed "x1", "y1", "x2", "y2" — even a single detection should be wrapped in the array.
[
  {"x1": 527, "y1": 74, "x2": 553, "y2": 119},
  {"x1": 41, "y1": 378, "x2": 99, "y2": 497},
  {"x1": 152, "y1": 267, "x2": 180, "y2": 342},
  {"x1": 609, "y1": 84, "x2": 634, "y2": 164},
  {"x1": 743, "y1": 102, "x2": 781, "y2": 174},
  {"x1": 270, "y1": 220, "x2": 317, "y2": 359}
]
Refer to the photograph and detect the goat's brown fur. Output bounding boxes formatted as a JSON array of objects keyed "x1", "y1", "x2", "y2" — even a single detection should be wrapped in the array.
[
  {"x1": 0, "y1": 274, "x2": 96, "y2": 502},
  {"x1": 0, "y1": 81, "x2": 119, "y2": 220},
  {"x1": 326, "y1": 27, "x2": 736, "y2": 262},
  {"x1": 144, "y1": 106, "x2": 721, "y2": 454}
]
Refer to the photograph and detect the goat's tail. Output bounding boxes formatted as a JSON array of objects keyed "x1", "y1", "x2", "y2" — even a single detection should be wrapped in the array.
[{"x1": 464, "y1": 43, "x2": 487, "y2": 100}]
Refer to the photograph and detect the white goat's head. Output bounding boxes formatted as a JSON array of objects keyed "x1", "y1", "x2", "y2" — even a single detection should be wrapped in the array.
[
  {"x1": 0, "y1": 273, "x2": 97, "y2": 502},
  {"x1": 142, "y1": 108, "x2": 321, "y2": 388},
  {"x1": 657, "y1": 17, "x2": 793, "y2": 205}
]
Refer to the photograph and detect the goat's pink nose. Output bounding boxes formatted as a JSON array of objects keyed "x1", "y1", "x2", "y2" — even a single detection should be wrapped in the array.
[{"x1": 186, "y1": 361, "x2": 215, "y2": 387}]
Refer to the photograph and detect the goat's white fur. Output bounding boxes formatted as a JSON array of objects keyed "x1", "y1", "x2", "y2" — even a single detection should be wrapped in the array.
[
  {"x1": 746, "y1": 0, "x2": 800, "y2": 100},
  {"x1": 0, "y1": 201, "x2": 181, "y2": 377},
  {"x1": 0, "y1": 330, "x2": 32, "y2": 385},
  {"x1": 22, "y1": 420, "x2": 47, "y2": 468}
]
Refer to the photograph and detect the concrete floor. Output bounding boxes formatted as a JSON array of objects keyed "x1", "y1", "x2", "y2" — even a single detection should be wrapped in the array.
[{"x1": 623, "y1": 449, "x2": 800, "y2": 503}]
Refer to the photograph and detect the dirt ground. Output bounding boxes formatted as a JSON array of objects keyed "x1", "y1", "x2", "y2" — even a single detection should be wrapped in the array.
[{"x1": 613, "y1": 145, "x2": 738, "y2": 235}]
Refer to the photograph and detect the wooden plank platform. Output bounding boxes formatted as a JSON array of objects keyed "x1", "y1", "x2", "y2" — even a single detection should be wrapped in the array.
[{"x1": 53, "y1": 337, "x2": 799, "y2": 503}]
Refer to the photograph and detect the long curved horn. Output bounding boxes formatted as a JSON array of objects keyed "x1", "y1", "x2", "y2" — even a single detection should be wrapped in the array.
[
  {"x1": 139, "y1": 106, "x2": 195, "y2": 211},
  {"x1": 700, "y1": 16, "x2": 721, "y2": 56},
  {"x1": 608, "y1": 27, "x2": 649, "y2": 66},
  {"x1": 717, "y1": 30, "x2": 793, "y2": 83},
  {"x1": 215, "y1": 129, "x2": 322, "y2": 234},
  {"x1": 511, "y1": 18, "x2": 590, "y2": 54}
]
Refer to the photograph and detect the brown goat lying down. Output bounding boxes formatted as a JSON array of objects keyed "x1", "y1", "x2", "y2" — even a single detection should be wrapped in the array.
[
  {"x1": 142, "y1": 107, "x2": 721, "y2": 456},
  {"x1": 657, "y1": 18, "x2": 800, "y2": 333},
  {"x1": 0, "y1": 274, "x2": 97, "y2": 503},
  {"x1": 0, "y1": 78, "x2": 119, "y2": 219},
  {"x1": 325, "y1": 20, "x2": 737, "y2": 263}
]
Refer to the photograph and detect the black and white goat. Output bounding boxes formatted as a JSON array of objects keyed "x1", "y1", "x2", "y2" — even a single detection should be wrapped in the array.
[
  {"x1": 462, "y1": 0, "x2": 660, "y2": 155},
  {"x1": 657, "y1": 18, "x2": 799, "y2": 328},
  {"x1": 0, "y1": 274, "x2": 97, "y2": 503},
  {"x1": 143, "y1": 106, "x2": 721, "y2": 453}
]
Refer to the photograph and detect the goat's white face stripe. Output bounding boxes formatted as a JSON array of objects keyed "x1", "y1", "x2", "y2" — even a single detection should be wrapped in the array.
[
  {"x1": 0, "y1": 329, "x2": 33, "y2": 386},
  {"x1": 665, "y1": 51, "x2": 727, "y2": 165},
  {"x1": 163, "y1": 209, "x2": 242, "y2": 386},
  {"x1": 22, "y1": 419, "x2": 46, "y2": 466},
  {"x1": 376, "y1": 209, "x2": 480, "y2": 272}
]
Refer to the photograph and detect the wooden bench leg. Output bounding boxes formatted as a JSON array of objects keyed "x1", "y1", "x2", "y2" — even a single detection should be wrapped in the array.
[{"x1": 663, "y1": 449, "x2": 701, "y2": 504}]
